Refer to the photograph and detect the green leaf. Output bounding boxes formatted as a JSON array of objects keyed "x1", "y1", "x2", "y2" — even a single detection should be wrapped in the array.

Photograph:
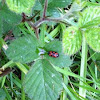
[
  {"x1": 32, "y1": 0, "x2": 43, "y2": 11},
  {"x1": 45, "y1": 40, "x2": 72, "y2": 67},
  {"x1": 3, "y1": 21, "x2": 14, "y2": 34},
  {"x1": 13, "y1": 25, "x2": 21, "y2": 37},
  {"x1": 32, "y1": 0, "x2": 71, "y2": 18},
  {"x1": 5, "y1": 35, "x2": 39, "y2": 63},
  {"x1": 0, "y1": 3, "x2": 21, "y2": 25},
  {"x1": 0, "y1": 3, "x2": 21, "y2": 37},
  {"x1": 79, "y1": 7, "x2": 100, "y2": 28},
  {"x1": 23, "y1": 59, "x2": 63, "y2": 100},
  {"x1": 48, "y1": 0, "x2": 72, "y2": 8},
  {"x1": 0, "y1": 89, "x2": 6, "y2": 100},
  {"x1": 47, "y1": 7, "x2": 60, "y2": 18},
  {"x1": 84, "y1": 28, "x2": 100, "y2": 52},
  {"x1": 62, "y1": 26, "x2": 82, "y2": 55},
  {"x1": 6, "y1": 0, "x2": 35, "y2": 14}
]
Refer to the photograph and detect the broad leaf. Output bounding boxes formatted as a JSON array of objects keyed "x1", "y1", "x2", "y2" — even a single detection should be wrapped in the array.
[
  {"x1": 3, "y1": 21, "x2": 14, "y2": 34},
  {"x1": 0, "y1": 89, "x2": 6, "y2": 100},
  {"x1": 6, "y1": 0, "x2": 35, "y2": 14},
  {"x1": 5, "y1": 35, "x2": 39, "y2": 63},
  {"x1": 79, "y1": 7, "x2": 100, "y2": 28},
  {"x1": 45, "y1": 40, "x2": 72, "y2": 67},
  {"x1": 48, "y1": 0, "x2": 72, "y2": 8},
  {"x1": 32, "y1": 0, "x2": 42, "y2": 11},
  {"x1": 13, "y1": 25, "x2": 21, "y2": 37},
  {"x1": 39, "y1": 0, "x2": 71, "y2": 8},
  {"x1": 0, "y1": 3, "x2": 21, "y2": 25},
  {"x1": 85, "y1": 28, "x2": 100, "y2": 52},
  {"x1": 32, "y1": 0, "x2": 71, "y2": 18},
  {"x1": 0, "y1": 3, "x2": 21, "y2": 37},
  {"x1": 62, "y1": 26, "x2": 82, "y2": 55},
  {"x1": 47, "y1": 7, "x2": 60, "y2": 18},
  {"x1": 23, "y1": 59, "x2": 63, "y2": 100}
]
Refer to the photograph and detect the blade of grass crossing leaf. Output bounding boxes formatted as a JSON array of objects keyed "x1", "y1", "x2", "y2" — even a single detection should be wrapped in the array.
[
  {"x1": 45, "y1": 32, "x2": 54, "y2": 42},
  {"x1": 15, "y1": 63, "x2": 28, "y2": 74},
  {"x1": 45, "y1": 25, "x2": 60, "y2": 41},
  {"x1": 24, "y1": 22, "x2": 35, "y2": 37}
]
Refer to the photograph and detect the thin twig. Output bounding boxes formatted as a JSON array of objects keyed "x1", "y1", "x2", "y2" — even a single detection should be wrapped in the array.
[
  {"x1": 43, "y1": 0, "x2": 48, "y2": 18},
  {"x1": 33, "y1": 17, "x2": 66, "y2": 28},
  {"x1": 34, "y1": 28, "x2": 39, "y2": 39},
  {"x1": 27, "y1": 21, "x2": 39, "y2": 39},
  {"x1": 22, "y1": 0, "x2": 68, "y2": 39}
]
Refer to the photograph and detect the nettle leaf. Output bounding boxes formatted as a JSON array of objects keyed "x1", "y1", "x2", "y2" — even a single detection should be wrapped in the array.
[
  {"x1": 0, "y1": 3, "x2": 21, "y2": 37},
  {"x1": 32, "y1": 0, "x2": 71, "y2": 18},
  {"x1": 3, "y1": 21, "x2": 14, "y2": 34},
  {"x1": 45, "y1": 40, "x2": 72, "y2": 68},
  {"x1": 5, "y1": 35, "x2": 39, "y2": 63},
  {"x1": 48, "y1": 0, "x2": 72, "y2": 8},
  {"x1": 62, "y1": 26, "x2": 82, "y2": 55},
  {"x1": 32, "y1": 0, "x2": 43, "y2": 11},
  {"x1": 0, "y1": 3, "x2": 21, "y2": 25},
  {"x1": 85, "y1": 28, "x2": 100, "y2": 52},
  {"x1": 0, "y1": 89, "x2": 6, "y2": 100},
  {"x1": 6, "y1": 0, "x2": 35, "y2": 14},
  {"x1": 79, "y1": 7, "x2": 100, "y2": 28},
  {"x1": 13, "y1": 26, "x2": 21, "y2": 37},
  {"x1": 23, "y1": 59, "x2": 63, "y2": 100},
  {"x1": 47, "y1": 7, "x2": 60, "y2": 18}
]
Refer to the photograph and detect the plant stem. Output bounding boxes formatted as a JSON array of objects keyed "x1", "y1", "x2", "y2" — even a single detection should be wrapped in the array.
[
  {"x1": 79, "y1": 34, "x2": 87, "y2": 97},
  {"x1": 43, "y1": 0, "x2": 48, "y2": 18}
]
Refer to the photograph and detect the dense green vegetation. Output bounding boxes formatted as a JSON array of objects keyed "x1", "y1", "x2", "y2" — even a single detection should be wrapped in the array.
[{"x1": 0, "y1": 0, "x2": 100, "y2": 100}]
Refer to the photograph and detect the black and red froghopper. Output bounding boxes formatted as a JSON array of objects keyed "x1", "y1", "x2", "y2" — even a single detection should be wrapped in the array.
[{"x1": 48, "y1": 51, "x2": 59, "y2": 58}]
